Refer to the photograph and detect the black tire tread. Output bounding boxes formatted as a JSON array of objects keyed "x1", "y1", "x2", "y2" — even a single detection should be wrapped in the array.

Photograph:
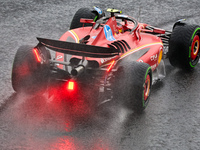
[
  {"x1": 112, "y1": 61, "x2": 152, "y2": 113},
  {"x1": 70, "y1": 8, "x2": 96, "y2": 30},
  {"x1": 169, "y1": 24, "x2": 200, "y2": 69}
]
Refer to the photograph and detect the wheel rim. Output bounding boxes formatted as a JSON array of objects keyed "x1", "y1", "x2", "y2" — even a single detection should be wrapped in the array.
[
  {"x1": 144, "y1": 74, "x2": 151, "y2": 101},
  {"x1": 191, "y1": 35, "x2": 200, "y2": 60}
]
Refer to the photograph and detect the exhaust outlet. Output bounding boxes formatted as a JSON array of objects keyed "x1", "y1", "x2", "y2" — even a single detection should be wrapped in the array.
[{"x1": 71, "y1": 65, "x2": 85, "y2": 76}]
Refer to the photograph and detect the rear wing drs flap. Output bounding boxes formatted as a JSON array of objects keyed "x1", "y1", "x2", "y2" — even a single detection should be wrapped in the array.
[{"x1": 37, "y1": 37, "x2": 119, "y2": 58}]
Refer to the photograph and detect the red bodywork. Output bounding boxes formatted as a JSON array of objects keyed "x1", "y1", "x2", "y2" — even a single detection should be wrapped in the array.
[{"x1": 55, "y1": 15, "x2": 164, "y2": 72}]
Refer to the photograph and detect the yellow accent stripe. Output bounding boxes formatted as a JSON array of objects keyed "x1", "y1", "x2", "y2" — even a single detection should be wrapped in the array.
[
  {"x1": 102, "y1": 61, "x2": 113, "y2": 67},
  {"x1": 120, "y1": 42, "x2": 163, "y2": 60},
  {"x1": 70, "y1": 30, "x2": 80, "y2": 43}
]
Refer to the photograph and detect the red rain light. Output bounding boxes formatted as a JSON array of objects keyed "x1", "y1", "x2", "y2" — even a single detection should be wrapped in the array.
[
  {"x1": 67, "y1": 81, "x2": 75, "y2": 90},
  {"x1": 107, "y1": 60, "x2": 115, "y2": 72},
  {"x1": 33, "y1": 48, "x2": 41, "y2": 62}
]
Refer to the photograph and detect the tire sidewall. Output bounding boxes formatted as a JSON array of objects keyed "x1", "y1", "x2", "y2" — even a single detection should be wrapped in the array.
[{"x1": 189, "y1": 27, "x2": 200, "y2": 67}]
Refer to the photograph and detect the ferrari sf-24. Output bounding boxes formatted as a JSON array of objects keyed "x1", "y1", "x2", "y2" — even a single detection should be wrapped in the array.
[{"x1": 12, "y1": 7, "x2": 200, "y2": 113}]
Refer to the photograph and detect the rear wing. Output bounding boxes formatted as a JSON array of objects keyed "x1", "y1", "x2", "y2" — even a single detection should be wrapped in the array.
[{"x1": 37, "y1": 37, "x2": 119, "y2": 58}]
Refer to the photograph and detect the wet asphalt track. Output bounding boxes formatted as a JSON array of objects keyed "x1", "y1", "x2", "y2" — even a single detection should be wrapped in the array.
[{"x1": 1, "y1": 0, "x2": 200, "y2": 149}]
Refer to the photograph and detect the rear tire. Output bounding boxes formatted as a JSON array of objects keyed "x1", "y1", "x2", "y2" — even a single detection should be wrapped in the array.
[
  {"x1": 12, "y1": 45, "x2": 50, "y2": 94},
  {"x1": 112, "y1": 61, "x2": 152, "y2": 114},
  {"x1": 70, "y1": 8, "x2": 97, "y2": 30},
  {"x1": 168, "y1": 24, "x2": 200, "y2": 70}
]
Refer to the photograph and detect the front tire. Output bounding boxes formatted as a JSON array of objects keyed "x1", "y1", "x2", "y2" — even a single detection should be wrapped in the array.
[
  {"x1": 112, "y1": 61, "x2": 152, "y2": 113},
  {"x1": 168, "y1": 24, "x2": 200, "y2": 70},
  {"x1": 12, "y1": 45, "x2": 50, "y2": 93}
]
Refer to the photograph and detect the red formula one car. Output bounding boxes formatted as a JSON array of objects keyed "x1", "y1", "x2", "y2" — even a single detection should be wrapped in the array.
[{"x1": 12, "y1": 7, "x2": 200, "y2": 113}]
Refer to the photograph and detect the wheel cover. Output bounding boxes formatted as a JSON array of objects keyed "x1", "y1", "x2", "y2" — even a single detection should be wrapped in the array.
[
  {"x1": 144, "y1": 74, "x2": 151, "y2": 101},
  {"x1": 191, "y1": 35, "x2": 200, "y2": 60}
]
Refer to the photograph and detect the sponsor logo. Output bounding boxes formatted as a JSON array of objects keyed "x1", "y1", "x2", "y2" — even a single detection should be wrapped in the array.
[
  {"x1": 101, "y1": 57, "x2": 113, "y2": 63},
  {"x1": 104, "y1": 25, "x2": 116, "y2": 41},
  {"x1": 56, "y1": 55, "x2": 63, "y2": 60},
  {"x1": 151, "y1": 64, "x2": 157, "y2": 70},
  {"x1": 150, "y1": 54, "x2": 158, "y2": 61}
]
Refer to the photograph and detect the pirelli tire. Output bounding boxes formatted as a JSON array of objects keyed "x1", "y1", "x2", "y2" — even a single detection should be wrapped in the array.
[
  {"x1": 12, "y1": 45, "x2": 50, "y2": 94},
  {"x1": 70, "y1": 8, "x2": 97, "y2": 30},
  {"x1": 112, "y1": 61, "x2": 152, "y2": 114},
  {"x1": 168, "y1": 24, "x2": 200, "y2": 70}
]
